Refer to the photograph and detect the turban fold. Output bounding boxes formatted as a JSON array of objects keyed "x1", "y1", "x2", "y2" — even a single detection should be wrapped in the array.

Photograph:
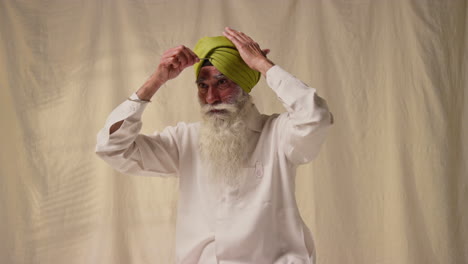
[{"x1": 193, "y1": 36, "x2": 260, "y2": 93}]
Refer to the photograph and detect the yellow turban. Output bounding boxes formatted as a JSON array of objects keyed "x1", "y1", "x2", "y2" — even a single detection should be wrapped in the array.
[{"x1": 193, "y1": 36, "x2": 260, "y2": 93}]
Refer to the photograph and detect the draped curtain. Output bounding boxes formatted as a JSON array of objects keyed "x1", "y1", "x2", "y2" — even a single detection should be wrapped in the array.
[{"x1": 1, "y1": 0, "x2": 466, "y2": 263}]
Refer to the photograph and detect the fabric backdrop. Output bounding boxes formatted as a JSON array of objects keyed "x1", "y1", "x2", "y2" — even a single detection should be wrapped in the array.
[{"x1": 1, "y1": 0, "x2": 467, "y2": 263}]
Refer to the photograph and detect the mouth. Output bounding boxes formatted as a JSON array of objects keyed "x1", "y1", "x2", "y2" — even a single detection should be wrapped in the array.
[{"x1": 209, "y1": 109, "x2": 227, "y2": 114}]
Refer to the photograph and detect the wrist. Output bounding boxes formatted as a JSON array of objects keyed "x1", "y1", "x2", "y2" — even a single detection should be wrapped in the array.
[
  {"x1": 136, "y1": 75, "x2": 164, "y2": 101},
  {"x1": 257, "y1": 58, "x2": 275, "y2": 76}
]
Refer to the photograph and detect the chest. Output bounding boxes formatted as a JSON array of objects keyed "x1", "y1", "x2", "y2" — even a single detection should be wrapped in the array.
[{"x1": 178, "y1": 129, "x2": 296, "y2": 210}]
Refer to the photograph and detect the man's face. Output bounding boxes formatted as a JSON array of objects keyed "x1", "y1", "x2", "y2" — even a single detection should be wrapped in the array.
[
  {"x1": 197, "y1": 66, "x2": 251, "y2": 188},
  {"x1": 196, "y1": 66, "x2": 242, "y2": 107}
]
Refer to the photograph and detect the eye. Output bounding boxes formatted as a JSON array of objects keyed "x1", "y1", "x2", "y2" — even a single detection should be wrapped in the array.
[
  {"x1": 197, "y1": 83, "x2": 208, "y2": 93},
  {"x1": 217, "y1": 78, "x2": 229, "y2": 89}
]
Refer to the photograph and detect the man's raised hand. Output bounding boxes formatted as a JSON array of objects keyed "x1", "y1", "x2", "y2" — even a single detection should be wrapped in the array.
[
  {"x1": 223, "y1": 27, "x2": 274, "y2": 76},
  {"x1": 136, "y1": 45, "x2": 199, "y2": 101},
  {"x1": 155, "y1": 45, "x2": 200, "y2": 84}
]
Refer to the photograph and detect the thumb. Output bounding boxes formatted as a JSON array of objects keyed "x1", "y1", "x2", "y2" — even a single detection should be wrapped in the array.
[{"x1": 262, "y1": 49, "x2": 271, "y2": 56}]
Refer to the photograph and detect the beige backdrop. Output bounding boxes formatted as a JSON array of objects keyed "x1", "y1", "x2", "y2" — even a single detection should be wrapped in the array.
[{"x1": 1, "y1": 0, "x2": 467, "y2": 263}]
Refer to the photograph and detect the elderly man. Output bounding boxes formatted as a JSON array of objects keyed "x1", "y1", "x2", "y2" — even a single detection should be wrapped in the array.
[{"x1": 96, "y1": 27, "x2": 333, "y2": 264}]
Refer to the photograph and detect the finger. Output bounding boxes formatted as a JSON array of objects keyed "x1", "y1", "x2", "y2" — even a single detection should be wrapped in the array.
[
  {"x1": 171, "y1": 46, "x2": 198, "y2": 67},
  {"x1": 226, "y1": 27, "x2": 252, "y2": 43},
  {"x1": 181, "y1": 45, "x2": 199, "y2": 68},
  {"x1": 178, "y1": 45, "x2": 191, "y2": 66},
  {"x1": 237, "y1": 31, "x2": 253, "y2": 42},
  {"x1": 185, "y1": 48, "x2": 200, "y2": 63},
  {"x1": 224, "y1": 27, "x2": 244, "y2": 44},
  {"x1": 163, "y1": 45, "x2": 186, "y2": 59},
  {"x1": 162, "y1": 51, "x2": 180, "y2": 63},
  {"x1": 225, "y1": 27, "x2": 242, "y2": 37},
  {"x1": 166, "y1": 56, "x2": 181, "y2": 68},
  {"x1": 165, "y1": 46, "x2": 198, "y2": 67},
  {"x1": 176, "y1": 50, "x2": 189, "y2": 68},
  {"x1": 180, "y1": 47, "x2": 197, "y2": 66},
  {"x1": 223, "y1": 30, "x2": 243, "y2": 48},
  {"x1": 224, "y1": 26, "x2": 236, "y2": 34}
]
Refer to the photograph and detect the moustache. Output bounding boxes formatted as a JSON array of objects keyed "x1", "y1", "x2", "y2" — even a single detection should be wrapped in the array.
[{"x1": 201, "y1": 103, "x2": 239, "y2": 115}]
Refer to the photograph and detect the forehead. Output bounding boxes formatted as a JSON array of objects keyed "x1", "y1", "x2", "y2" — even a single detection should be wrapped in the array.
[{"x1": 197, "y1": 66, "x2": 224, "y2": 81}]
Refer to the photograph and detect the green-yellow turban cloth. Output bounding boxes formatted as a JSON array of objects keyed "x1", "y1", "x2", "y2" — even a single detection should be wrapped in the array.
[{"x1": 193, "y1": 36, "x2": 260, "y2": 94}]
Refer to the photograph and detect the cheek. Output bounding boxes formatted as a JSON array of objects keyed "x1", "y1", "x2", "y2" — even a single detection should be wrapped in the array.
[
  {"x1": 198, "y1": 92, "x2": 206, "y2": 103},
  {"x1": 220, "y1": 87, "x2": 240, "y2": 102}
]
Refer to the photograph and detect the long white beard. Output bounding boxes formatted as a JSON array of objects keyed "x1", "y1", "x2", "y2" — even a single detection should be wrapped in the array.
[{"x1": 198, "y1": 93, "x2": 252, "y2": 188}]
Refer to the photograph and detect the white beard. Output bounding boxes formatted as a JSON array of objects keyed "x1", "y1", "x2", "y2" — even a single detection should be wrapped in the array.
[{"x1": 198, "y1": 92, "x2": 252, "y2": 188}]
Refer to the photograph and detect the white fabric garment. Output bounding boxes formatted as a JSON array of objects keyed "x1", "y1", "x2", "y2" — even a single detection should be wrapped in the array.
[{"x1": 95, "y1": 65, "x2": 333, "y2": 263}]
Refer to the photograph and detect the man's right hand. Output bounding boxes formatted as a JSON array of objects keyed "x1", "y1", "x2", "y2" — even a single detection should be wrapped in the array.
[
  {"x1": 154, "y1": 45, "x2": 200, "y2": 84},
  {"x1": 109, "y1": 45, "x2": 199, "y2": 135},
  {"x1": 136, "y1": 45, "x2": 199, "y2": 101}
]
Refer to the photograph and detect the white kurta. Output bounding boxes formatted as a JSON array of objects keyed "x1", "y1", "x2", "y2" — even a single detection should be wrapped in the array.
[{"x1": 96, "y1": 65, "x2": 333, "y2": 264}]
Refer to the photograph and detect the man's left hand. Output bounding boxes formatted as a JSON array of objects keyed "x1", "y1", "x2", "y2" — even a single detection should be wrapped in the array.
[{"x1": 223, "y1": 27, "x2": 274, "y2": 76}]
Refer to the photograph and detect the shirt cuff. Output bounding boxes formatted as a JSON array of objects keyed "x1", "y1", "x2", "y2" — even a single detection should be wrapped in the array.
[
  {"x1": 128, "y1": 92, "x2": 152, "y2": 103},
  {"x1": 96, "y1": 94, "x2": 150, "y2": 146},
  {"x1": 108, "y1": 95, "x2": 148, "y2": 123}
]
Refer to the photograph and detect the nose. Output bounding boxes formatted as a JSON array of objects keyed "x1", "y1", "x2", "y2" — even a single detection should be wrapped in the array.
[{"x1": 205, "y1": 86, "x2": 220, "y2": 105}]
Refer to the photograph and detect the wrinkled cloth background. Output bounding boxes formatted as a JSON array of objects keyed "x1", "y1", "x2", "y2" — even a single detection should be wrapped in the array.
[{"x1": 1, "y1": 0, "x2": 467, "y2": 263}]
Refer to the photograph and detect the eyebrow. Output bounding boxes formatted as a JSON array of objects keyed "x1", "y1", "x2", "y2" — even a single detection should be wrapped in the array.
[{"x1": 195, "y1": 74, "x2": 226, "y2": 84}]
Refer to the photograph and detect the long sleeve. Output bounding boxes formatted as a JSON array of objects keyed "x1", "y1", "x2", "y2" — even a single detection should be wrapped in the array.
[
  {"x1": 266, "y1": 65, "x2": 334, "y2": 165},
  {"x1": 95, "y1": 94, "x2": 180, "y2": 177}
]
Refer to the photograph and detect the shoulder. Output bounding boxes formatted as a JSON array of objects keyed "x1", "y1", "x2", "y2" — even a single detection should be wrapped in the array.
[
  {"x1": 157, "y1": 122, "x2": 200, "y2": 143},
  {"x1": 257, "y1": 112, "x2": 283, "y2": 134},
  {"x1": 174, "y1": 121, "x2": 200, "y2": 130},
  {"x1": 261, "y1": 112, "x2": 285, "y2": 127},
  {"x1": 258, "y1": 112, "x2": 298, "y2": 141}
]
